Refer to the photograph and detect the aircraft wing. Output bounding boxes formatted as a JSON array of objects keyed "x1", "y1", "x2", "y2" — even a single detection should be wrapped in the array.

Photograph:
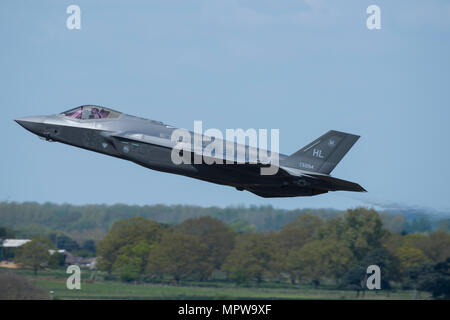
[
  {"x1": 108, "y1": 131, "x2": 365, "y2": 191},
  {"x1": 108, "y1": 131, "x2": 175, "y2": 149},
  {"x1": 108, "y1": 131, "x2": 277, "y2": 166}
]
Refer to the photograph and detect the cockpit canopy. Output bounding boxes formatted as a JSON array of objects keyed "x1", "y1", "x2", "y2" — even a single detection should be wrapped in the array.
[{"x1": 61, "y1": 105, "x2": 121, "y2": 120}]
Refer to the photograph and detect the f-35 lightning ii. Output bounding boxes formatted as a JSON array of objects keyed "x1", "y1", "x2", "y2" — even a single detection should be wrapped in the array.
[{"x1": 16, "y1": 105, "x2": 366, "y2": 197}]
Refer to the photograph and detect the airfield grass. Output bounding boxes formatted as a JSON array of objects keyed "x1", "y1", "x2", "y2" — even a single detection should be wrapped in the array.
[{"x1": 1, "y1": 267, "x2": 428, "y2": 300}]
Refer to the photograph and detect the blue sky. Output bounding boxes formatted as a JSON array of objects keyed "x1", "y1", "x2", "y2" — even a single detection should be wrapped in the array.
[{"x1": 1, "y1": 0, "x2": 449, "y2": 211}]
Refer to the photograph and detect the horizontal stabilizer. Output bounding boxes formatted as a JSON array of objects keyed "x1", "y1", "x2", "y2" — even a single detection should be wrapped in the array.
[
  {"x1": 306, "y1": 173, "x2": 366, "y2": 192},
  {"x1": 280, "y1": 166, "x2": 366, "y2": 192}
]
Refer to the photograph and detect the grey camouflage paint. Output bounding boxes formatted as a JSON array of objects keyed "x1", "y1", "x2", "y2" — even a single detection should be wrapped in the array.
[{"x1": 15, "y1": 105, "x2": 366, "y2": 198}]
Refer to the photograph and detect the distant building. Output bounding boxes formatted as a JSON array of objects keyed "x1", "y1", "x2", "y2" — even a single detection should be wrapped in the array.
[
  {"x1": 1, "y1": 239, "x2": 32, "y2": 260},
  {"x1": 64, "y1": 252, "x2": 96, "y2": 268},
  {"x1": 48, "y1": 249, "x2": 66, "y2": 255},
  {"x1": 1, "y1": 240, "x2": 66, "y2": 260},
  {"x1": 0, "y1": 239, "x2": 97, "y2": 269},
  {"x1": 1, "y1": 239, "x2": 31, "y2": 248}
]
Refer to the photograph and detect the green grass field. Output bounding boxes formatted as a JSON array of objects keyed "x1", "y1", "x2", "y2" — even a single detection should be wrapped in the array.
[
  {"x1": 34, "y1": 279, "x2": 426, "y2": 300},
  {"x1": 0, "y1": 269, "x2": 430, "y2": 300},
  {"x1": 2, "y1": 267, "x2": 430, "y2": 300}
]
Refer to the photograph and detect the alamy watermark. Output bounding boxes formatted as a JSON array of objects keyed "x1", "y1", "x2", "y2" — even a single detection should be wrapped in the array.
[
  {"x1": 170, "y1": 121, "x2": 280, "y2": 176},
  {"x1": 366, "y1": 5, "x2": 381, "y2": 30},
  {"x1": 366, "y1": 265, "x2": 381, "y2": 290},
  {"x1": 65, "y1": 5, "x2": 381, "y2": 31},
  {"x1": 66, "y1": 5, "x2": 81, "y2": 30},
  {"x1": 66, "y1": 265, "x2": 81, "y2": 290}
]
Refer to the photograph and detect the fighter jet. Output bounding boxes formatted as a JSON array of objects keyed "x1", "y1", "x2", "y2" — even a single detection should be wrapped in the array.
[{"x1": 15, "y1": 105, "x2": 366, "y2": 197}]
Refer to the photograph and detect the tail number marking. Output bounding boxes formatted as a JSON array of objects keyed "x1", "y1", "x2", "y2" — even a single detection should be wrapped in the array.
[{"x1": 313, "y1": 148, "x2": 324, "y2": 158}]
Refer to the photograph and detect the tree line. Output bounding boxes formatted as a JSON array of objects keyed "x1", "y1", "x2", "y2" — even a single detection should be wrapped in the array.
[
  {"x1": 1, "y1": 202, "x2": 449, "y2": 244},
  {"x1": 2, "y1": 207, "x2": 449, "y2": 298},
  {"x1": 95, "y1": 208, "x2": 450, "y2": 298}
]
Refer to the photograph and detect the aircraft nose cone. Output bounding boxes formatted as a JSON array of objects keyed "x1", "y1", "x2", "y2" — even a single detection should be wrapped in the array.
[{"x1": 15, "y1": 116, "x2": 47, "y2": 136}]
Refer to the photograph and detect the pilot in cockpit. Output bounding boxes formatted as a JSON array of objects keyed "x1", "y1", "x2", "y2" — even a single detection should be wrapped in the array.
[{"x1": 89, "y1": 107, "x2": 100, "y2": 119}]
